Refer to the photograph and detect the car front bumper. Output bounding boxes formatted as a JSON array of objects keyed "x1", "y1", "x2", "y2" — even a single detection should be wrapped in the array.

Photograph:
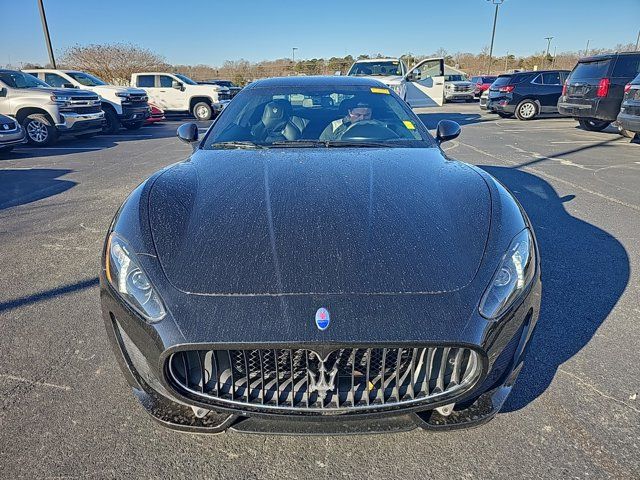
[
  {"x1": 56, "y1": 111, "x2": 105, "y2": 135},
  {"x1": 0, "y1": 127, "x2": 27, "y2": 147},
  {"x1": 617, "y1": 110, "x2": 640, "y2": 134},
  {"x1": 119, "y1": 105, "x2": 150, "y2": 124},
  {"x1": 100, "y1": 269, "x2": 541, "y2": 435},
  {"x1": 444, "y1": 90, "x2": 475, "y2": 101}
]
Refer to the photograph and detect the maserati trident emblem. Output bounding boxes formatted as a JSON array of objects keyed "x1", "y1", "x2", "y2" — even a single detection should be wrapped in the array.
[
  {"x1": 308, "y1": 352, "x2": 339, "y2": 401},
  {"x1": 315, "y1": 307, "x2": 330, "y2": 331}
]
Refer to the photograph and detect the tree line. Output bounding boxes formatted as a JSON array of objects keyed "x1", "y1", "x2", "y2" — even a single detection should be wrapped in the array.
[{"x1": 14, "y1": 42, "x2": 640, "y2": 86}]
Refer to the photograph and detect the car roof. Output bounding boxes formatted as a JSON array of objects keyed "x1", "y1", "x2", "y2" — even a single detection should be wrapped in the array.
[
  {"x1": 246, "y1": 76, "x2": 388, "y2": 89},
  {"x1": 513, "y1": 69, "x2": 570, "y2": 75},
  {"x1": 352, "y1": 58, "x2": 401, "y2": 63},
  {"x1": 579, "y1": 52, "x2": 640, "y2": 62}
]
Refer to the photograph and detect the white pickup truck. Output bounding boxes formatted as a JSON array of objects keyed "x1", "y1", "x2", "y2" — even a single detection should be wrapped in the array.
[
  {"x1": 346, "y1": 57, "x2": 446, "y2": 107},
  {"x1": 24, "y1": 69, "x2": 149, "y2": 133},
  {"x1": 131, "y1": 72, "x2": 230, "y2": 120}
]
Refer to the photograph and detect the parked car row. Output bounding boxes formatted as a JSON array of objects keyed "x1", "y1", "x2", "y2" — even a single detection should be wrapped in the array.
[
  {"x1": 0, "y1": 67, "x2": 243, "y2": 150},
  {"x1": 479, "y1": 52, "x2": 640, "y2": 139}
]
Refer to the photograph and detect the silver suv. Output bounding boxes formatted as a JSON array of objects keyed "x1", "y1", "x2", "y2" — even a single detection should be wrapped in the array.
[{"x1": 0, "y1": 69, "x2": 104, "y2": 146}]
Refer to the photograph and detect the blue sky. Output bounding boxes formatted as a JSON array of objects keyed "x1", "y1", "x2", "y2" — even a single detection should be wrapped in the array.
[{"x1": 1, "y1": 0, "x2": 638, "y2": 67}]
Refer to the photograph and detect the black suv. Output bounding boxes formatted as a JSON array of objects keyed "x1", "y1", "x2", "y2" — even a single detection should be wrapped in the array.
[
  {"x1": 617, "y1": 72, "x2": 640, "y2": 138},
  {"x1": 558, "y1": 52, "x2": 640, "y2": 131},
  {"x1": 487, "y1": 70, "x2": 569, "y2": 120}
]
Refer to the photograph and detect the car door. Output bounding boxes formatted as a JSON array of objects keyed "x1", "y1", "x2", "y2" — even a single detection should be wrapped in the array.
[
  {"x1": 157, "y1": 74, "x2": 185, "y2": 110},
  {"x1": 404, "y1": 58, "x2": 445, "y2": 107},
  {"x1": 540, "y1": 72, "x2": 563, "y2": 111},
  {"x1": 135, "y1": 74, "x2": 162, "y2": 106}
]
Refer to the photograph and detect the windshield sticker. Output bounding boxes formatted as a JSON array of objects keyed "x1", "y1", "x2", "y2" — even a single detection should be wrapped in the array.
[
  {"x1": 370, "y1": 87, "x2": 390, "y2": 94},
  {"x1": 403, "y1": 120, "x2": 416, "y2": 130}
]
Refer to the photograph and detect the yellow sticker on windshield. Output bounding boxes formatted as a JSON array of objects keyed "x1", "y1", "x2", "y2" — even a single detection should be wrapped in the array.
[
  {"x1": 403, "y1": 120, "x2": 416, "y2": 130},
  {"x1": 370, "y1": 87, "x2": 390, "y2": 94}
]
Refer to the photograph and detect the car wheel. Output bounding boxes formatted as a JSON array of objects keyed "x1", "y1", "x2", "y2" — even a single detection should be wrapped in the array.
[
  {"x1": 578, "y1": 118, "x2": 611, "y2": 132},
  {"x1": 23, "y1": 114, "x2": 57, "y2": 146},
  {"x1": 192, "y1": 102, "x2": 212, "y2": 121},
  {"x1": 124, "y1": 121, "x2": 145, "y2": 130},
  {"x1": 102, "y1": 108, "x2": 121, "y2": 134},
  {"x1": 497, "y1": 112, "x2": 514, "y2": 118},
  {"x1": 515, "y1": 100, "x2": 538, "y2": 120}
]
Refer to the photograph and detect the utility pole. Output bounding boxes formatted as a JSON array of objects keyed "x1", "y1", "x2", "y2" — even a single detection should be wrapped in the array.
[
  {"x1": 292, "y1": 47, "x2": 298, "y2": 63},
  {"x1": 635, "y1": 30, "x2": 639, "y2": 51},
  {"x1": 37, "y1": 0, "x2": 56, "y2": 68},
  {"x1": 505, "y1": 51, "x2": 509, "y2": 71},
  {"x1": 552, "y1": 45, "x2": 557, "y2": 68},
  {"x1": 486, "y1": 0, "x2": 505, "y2": 75},
  {"x1": 584, "y1": 39, "x2": 590, "y2": 57},
  {"x1": 544, "y1": 37, "x2": 553, "y2": 66}
]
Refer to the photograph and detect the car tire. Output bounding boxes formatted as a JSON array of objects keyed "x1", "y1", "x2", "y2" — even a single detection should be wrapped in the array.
[
  {"x1": 515, "y1": 100, "x2": 539, "y2": 120},
  {"x1": 192, "y1": 102, "x2": 212, "y2": 121},
  {"x1": 23, "y1": 114, "x2": 57, "y2": 146},
  {"x1": 124, "y1": 121, "x2": 145, "y2": 130},
  {"x1": 497, "y1": 112, "x2": 514, "y2": 118},
  {"x1": 578, "y1": 118, "x2": 610, "y2": 132},
  {"x1": 102, "y1": 108, "x2": 121, "y2": 134}
]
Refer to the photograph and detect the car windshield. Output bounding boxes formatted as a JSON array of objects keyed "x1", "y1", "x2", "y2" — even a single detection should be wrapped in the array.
[
  {"x1": 67, "y1": 71, "x2": 107, "y2": 86},
  {"x1": 348, "y1": 61, "x2": 403, "y2": 76},
  {"x1": 201, "y1": 84, "x2": 432, "y2": 149},
  {"x1": 445, "y1": 75, "x2": 467, "y2": 82},
  {"x1": 482, "y1": 76, "x2": 497, "y2": 83},
  {"x1": 174, "y1": 74, "x2": 198, "y2": 85},
  {"x1": 0, "y1": 71, "x2": 49, "y2": 89},
  {"x1": 491, "y1": 76, "x2": 512, "y2": 87},
  {"x1": 570, "y1": 60, "x2": 611, "y2": 81}
]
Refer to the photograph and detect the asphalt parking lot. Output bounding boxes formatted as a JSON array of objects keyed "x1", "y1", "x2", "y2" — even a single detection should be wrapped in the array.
[{"x1": 1, "y1": 104, "x2": 639, "y2": 478}]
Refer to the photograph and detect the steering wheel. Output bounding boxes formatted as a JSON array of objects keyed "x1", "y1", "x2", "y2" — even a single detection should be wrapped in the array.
[{"x1": 339, "y1": 120, "x2": 400, "y2": 141}]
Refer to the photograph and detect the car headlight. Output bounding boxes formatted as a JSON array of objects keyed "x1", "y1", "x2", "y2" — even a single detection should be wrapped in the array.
[
  {"x1": 115, "y1": 92, "x2": 131, "y2": 98},
  {"x1": 105, "y1": 233, "x2": 166, "y2": 323},
  {"x1": 50, "y1": 94, "x2": 71, "y2": 105},
  {"x1": 479, "y1": 229, "x2": 535, "y2": 319}
]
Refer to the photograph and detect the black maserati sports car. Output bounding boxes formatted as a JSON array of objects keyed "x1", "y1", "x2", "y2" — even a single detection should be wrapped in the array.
[{"x1": 100, "y1": 76, "x2": 541, "y2": 434}]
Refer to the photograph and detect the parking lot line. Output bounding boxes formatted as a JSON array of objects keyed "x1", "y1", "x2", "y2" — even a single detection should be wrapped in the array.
[{"x1": 14, "y1": 147, "x2": 103, "y2": 151}]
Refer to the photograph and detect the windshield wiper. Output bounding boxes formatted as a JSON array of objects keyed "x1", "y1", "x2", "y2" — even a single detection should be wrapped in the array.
[
  {"x1": 270, "y1": 140, "x2": 393, "y2": 148},
  {"x1": 210, "y1": 141, "x2": 265, "y2": 150}
]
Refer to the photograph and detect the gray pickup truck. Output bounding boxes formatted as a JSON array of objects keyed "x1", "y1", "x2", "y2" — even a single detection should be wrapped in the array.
[{"x1": 0, "y1": 69, "x2": 104, "y2": 146}]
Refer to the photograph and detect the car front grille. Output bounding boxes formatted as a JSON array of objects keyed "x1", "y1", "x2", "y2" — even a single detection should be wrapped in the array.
[
  {"x1": 453, "y1": 85, "x2": 473, "y2": 92},
  {"x1": 166, "y1": 346, "x2": 480, "y2": 413},
  {"x1": 63, "y1": 105, "x2": 102, "y2": 114}
]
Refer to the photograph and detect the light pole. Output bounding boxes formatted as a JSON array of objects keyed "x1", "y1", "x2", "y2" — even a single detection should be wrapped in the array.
[
  {"x1": 486, "y1": 0, "x2": 505, "y2": 75},
  {"x1": 584, "y1": 39, "x2": 590, "y2": 57},
  {"x1": 37, "y1": 0, "x2": 56, "y2": 68},
  {"x1": 505, "y1": 51, "x2": 509, "y2": 71},
  {"x1": 543, "y1": 37, "x2": 553, "y2": 66},
  {"x1": 292, "y1": 47, "x2": 298, "y2": 63},
  {"x1": 635, "y1": 30, "x2": 639, "y2": 51}
]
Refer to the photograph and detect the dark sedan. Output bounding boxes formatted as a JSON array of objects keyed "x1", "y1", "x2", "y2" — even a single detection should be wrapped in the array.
[{"x1": 100, "y1": 76, "x2": 541, "y2": 435}]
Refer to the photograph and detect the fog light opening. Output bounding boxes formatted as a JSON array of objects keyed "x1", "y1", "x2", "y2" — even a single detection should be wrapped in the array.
[
  {"x1": 435, "y1": 403, "x2": 455, "y2": 417},
  {"x1": 191, "y1": 406, "x2": 210, "y2": 418}
]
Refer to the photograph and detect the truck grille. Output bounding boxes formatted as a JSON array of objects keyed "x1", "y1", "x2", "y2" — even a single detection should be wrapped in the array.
[
  {"x1": 167, "y1": 346, "x2": 480, "y2": 413},
  {"x1": 124, "y1": 93, "x2": 148, "y2": 105},
  {"x1": 217, "y1": 92, "x2": 232, "y2": 101},
  {"x1": 63, "y1": 105, "x2": 102, "y2": 114},
  {"x1": 453, "y1": 84, "x2": 473, "y2": 92}
]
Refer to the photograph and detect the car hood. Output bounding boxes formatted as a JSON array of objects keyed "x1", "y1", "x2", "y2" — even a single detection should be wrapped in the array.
[
  {"x1": 21, "y1": 86, "x2": 98, "y2": 97},
  {"x1": 148, "y1": 148, "x2": 491, "y2": 296},
  {"x1": 93, "y1": 85, "x2": 147, "y2": 95}
]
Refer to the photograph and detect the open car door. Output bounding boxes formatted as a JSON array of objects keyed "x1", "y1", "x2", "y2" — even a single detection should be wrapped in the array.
[{"x1": 404, "y1": 58, "x2": 445, "y2": 107}]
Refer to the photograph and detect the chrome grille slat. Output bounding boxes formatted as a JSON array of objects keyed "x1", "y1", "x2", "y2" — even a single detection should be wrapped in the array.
[{"x1": 167, "y1": 346, "x2": 480, "y2": 413}]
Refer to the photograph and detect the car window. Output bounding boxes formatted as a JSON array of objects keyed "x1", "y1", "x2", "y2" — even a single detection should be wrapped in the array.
[
  {"x1": 0, "y1": 70, "x2": 50, "y2": 88},
  {"x1": 136, "y1": 75, "x2": 155, "y2": 87},
  {"x1": 542, "y1": 72, "x2": 561, "y2": 85},
  {"x1": 44, "y1": 73, "x2": 68, "y2": 87},
  {"x1": 174, "y1": 74, "x2": 198, "y2": 85},
  {"x1": 612, "y1": 55, "x2": 640, "y2": 78},
  {"x1": 531, "y1": 74, "x2": 543, "y2": 85},
  {"x1": 347, "y1": 61, "x2": 403, "y2": 76},
  {"x1": 482, "y1": 76, "x2": 497, "y2": 83},
  {"x1": 412, "y1": 60, "x2": 443, "y2": 81},
  {"x1": 159, "y1": 75, "x2": 174, "y2": 88},
  {"x1": 570, "y1": 60, "x2": 612, "y2": 81},
  {"x1": 202, "y1": 84, "x2": 433, "y2": 148},
  {"x1": 491, "y1": 76, "x2": 512, "y2": 87}
]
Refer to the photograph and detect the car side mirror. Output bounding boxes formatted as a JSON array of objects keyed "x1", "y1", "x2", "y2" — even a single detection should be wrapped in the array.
[
  {"x1": 436, "y1": 120, "x2": 461, "y2": 145},
  {"x1": 62, "y1": 83, "x2": 76, "y2": 89},
  {"x1": 172, "y1": 80, "x2": 183, "y2": 90},
  {"x1": 177, "y1": 122, "x2": 199, "y2": 144},
  {"x1": 407, "y1": 70, "x2": 419, "y2": 82},
  {"x1": 0, "y1": 87, "x2": 6, "y2": 97}
]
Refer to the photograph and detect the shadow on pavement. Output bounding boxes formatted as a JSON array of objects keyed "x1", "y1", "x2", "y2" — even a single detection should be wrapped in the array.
[
  {"x1": 481, "y1": 166, "x2": 630, "y2": 412},
  {"x1": 0, "y1": 277, "x2": 99, "y2": 313},
  {"x1": 0, "y1": 168, "x2": 76, "y2": 211},
  {"x1": 416, "y1": 112, "x2": 499, "y2": 129}
]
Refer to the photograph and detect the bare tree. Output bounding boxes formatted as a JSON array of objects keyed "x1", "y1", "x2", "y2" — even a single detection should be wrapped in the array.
[{"x1": 59, "y1": 43, "x2": 167, "y2": 85}]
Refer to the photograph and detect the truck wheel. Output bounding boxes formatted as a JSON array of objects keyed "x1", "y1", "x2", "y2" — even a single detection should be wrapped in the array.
[
  {"x1": 23, "y1": 114, "x2": 57, "y2": 146},
  {"x1": 515, "y1": 100, "x2": 538, "y2": 120},
  {"x1": 124, "y1": 121, "x2": 144, "y2": 130},
  {"x1": 192, "y1": 102, "x2": 212, "y2": 121},
  {"x1": 578, "y1": 119, "x2": 610, "y2": 132},
  {"x1": 102, "y1": 108, "x2": 121, "y2": 134}
]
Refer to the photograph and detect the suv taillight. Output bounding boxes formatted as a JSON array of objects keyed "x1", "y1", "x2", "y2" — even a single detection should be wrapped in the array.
[
  {"x1": 499, "y1": 85, "x2": 515, "y2": 93},
  {"x1": 562, "y1": 81, "x2": 568, "y2": 96},
  {"x1": 596, "y1": 78, "x2": 610, "y2": 97},
  {"x1": 624, "y1": 83, "x2": 631, "y2": 94}
]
